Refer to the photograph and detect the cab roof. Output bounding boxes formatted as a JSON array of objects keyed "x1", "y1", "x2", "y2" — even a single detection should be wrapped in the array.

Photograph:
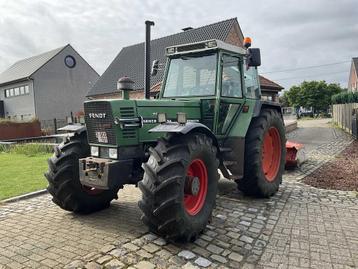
[{"x1": 165, "y1": 39, "x2": 247, "y2": 56}]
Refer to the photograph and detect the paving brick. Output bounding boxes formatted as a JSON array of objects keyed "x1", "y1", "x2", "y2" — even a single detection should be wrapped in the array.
[
  {"x1": 104, "y1": 259, "x2": 125, "y2": 269},
  {"x1": 206, "y1": 244, "x2": 224, "y2": 254},
  {"x1": 178, "y1": 250, "x2": 196, "y2": 260},
  {"x1": 210, "y1": 254, "x2": 227, "y2": 264},
  {"x1": 228, "y1": 252, "x2": 244, "y2": 262},
  {"x1": 194, "y1": 257, "x2": 212, "y2": 267}
]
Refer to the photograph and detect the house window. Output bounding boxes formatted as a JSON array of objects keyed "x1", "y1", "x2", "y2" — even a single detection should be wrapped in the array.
[
  {"x1": 64, "y1": 55, "x2": 76, "y2": 68},
  {"x1": 4, "y1": 85, "x2": 30, "y2": 98}
]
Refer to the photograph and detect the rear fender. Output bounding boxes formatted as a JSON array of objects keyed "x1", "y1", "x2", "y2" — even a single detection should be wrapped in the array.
[{"x1": 253, "y1": 100, "x2": 283, "y2": 118}]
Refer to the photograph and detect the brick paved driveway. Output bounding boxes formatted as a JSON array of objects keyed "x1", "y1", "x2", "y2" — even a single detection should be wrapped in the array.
[{"x1": 0, "y1": 120, "x2": 357, "y2": 269}]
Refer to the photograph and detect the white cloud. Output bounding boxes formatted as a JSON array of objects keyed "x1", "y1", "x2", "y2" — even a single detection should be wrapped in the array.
[{"x1": 0, "y1": 0, "x2": 357, "y2": 89}]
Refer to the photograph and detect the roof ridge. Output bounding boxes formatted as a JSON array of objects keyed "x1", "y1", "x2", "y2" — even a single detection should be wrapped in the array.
[
  {"x1": 10, "y1": 45, "x2": 67, "y2": 66},
  {"x1": 260, "y1": 75, "x2": 284, "y2": 89},
  {"x1": 122, "y1": 17, "x2": 238, "y2": 49}
]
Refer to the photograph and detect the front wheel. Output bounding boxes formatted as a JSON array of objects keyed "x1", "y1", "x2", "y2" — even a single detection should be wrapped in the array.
[
  {"x1": 45, "y1": 134, "x2": 121, "y2": 213},
  {"x1": 138, "y1": 133, "x2": 219, "y2": 242}
]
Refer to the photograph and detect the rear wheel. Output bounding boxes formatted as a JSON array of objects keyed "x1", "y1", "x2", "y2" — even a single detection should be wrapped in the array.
[
  {"x1": 138, "y1": 133, "x2": 219, "y2": 242},
  {"x1": 45, "y1": 133, "x2": 121, "y2": 213},
  {"x1": 237, "y1": 109, "x2": 286, "y2": 197}
]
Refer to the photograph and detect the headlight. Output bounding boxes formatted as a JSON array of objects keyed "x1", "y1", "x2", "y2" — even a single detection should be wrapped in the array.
[
  {"x1": 157, "y1": 112, "x2": 167, "y2": 124},
  {"x1": 177, "y1": 112, "x2": 187, "y2": 124},
  {"x1": 91, "y1": 146, "x2": 99, "y2": 157},
  {"x1": 109, "y1": 148, "x2": 118, "y2": 159},
  {"x1": 166, "y1": 47, "x2": 175, "y2": 54}
]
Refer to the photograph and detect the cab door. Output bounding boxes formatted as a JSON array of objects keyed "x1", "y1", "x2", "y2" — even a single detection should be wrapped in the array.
[{"x1": 215, "y1": 54, "x2": 246, "y2": 136}]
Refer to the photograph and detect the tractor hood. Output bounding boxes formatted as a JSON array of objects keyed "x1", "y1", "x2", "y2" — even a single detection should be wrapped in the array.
[{"x1": 84, "y1": 99, "x2": 201, "y2": 146}]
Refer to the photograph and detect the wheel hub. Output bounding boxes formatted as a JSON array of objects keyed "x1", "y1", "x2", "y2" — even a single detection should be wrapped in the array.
[
  {"x1": 184, "y1": 159, "x2": 208, "y2": 216},
  {"x1": 262, "y1": 127, "x2": 282, "y2": 182},
  {"x1": 185, "y1": 176, "x2": 200, "y2": 196}
]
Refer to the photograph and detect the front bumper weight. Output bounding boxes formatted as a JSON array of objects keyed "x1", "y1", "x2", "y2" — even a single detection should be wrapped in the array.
[{"x1": 79, "y1": 157, "x2": 133, "y2": 190}]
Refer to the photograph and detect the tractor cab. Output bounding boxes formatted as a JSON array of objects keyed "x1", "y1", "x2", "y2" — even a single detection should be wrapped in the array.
[
  {"x1": 157, "y1": 39, "x2": 262, "y2": 135},
  {"x1": 160, "y1": 39, "x2": 261, "y2": 100}
]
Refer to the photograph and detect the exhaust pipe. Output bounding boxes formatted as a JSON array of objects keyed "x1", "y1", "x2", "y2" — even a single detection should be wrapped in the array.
[{"x1": 144, "y1": 20, "x2": 155, "y2": 99}]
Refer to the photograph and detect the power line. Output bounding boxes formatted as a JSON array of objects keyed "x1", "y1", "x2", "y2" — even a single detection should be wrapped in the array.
[
  {"x1": 273, "y1": 70, "x2": 348, "y2": 81},
  {"x1": 261, "y1": 60, "x2": 350, "y2": 74}
]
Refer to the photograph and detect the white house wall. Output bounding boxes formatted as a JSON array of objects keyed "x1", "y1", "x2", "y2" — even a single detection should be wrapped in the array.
[
  {"x1": 32, "y1": 45, "x2": 99, "y2": 121},
  {"x1": 0, "y1": 80, "x2": 35, "y2": 120}
]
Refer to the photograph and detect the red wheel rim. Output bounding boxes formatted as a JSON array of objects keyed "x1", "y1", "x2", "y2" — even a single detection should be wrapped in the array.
[
  {"x1": 262, "y1": 127, "x2": 282, "y2": 182},
  {"x1": 184, "y1": 159, "x2": 208, "y2": 216},
  {"x1": 82, "y1": 185, "x2": 104, "y2": 195}
]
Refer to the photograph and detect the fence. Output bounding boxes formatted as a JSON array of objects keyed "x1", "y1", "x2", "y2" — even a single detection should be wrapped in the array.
[
  {"x1": 0, "y1": 120, "x2": 42, "y2": 140},
  {"x1": 40, "y1": 115, "x2": 85, "y2": 134},
  {"x1": 332, "y1": 103, "x2": 358, "y2": 134}
]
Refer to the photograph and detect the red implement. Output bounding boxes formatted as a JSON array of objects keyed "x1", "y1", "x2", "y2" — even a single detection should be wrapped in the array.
[{"x1": 285, "y1": 141, "x2": 306, "y2": 169}]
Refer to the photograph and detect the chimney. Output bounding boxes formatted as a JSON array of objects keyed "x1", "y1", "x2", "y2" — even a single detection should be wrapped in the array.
[{"x1": 182, "y1": 27, "x2": 193, "y2": 31}]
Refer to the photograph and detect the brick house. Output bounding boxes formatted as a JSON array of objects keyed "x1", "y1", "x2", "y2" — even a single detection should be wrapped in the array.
[
  {"x1": 87, "y1": 18, "x2": 283, "y2": 100},
  {"x1": 348, "y1": 57, "x2": 358, "y2": 92}
]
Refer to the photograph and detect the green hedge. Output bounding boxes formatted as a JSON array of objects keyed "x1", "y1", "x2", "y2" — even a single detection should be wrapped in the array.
[
  {"x1": 331, "y1": 92, "x2": 358, "y2": 104},
  {"x1": 0, "y1": 143, "x2": 53, "y2": 156}
]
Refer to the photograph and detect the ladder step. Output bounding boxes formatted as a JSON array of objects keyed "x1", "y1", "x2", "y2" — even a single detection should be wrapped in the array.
[
  {"x1": 223, "y1": 160, "x2": 237, "y2": 166},
  {"x1": 228, "y1": 174, "x2": 242, "y2": 180},
  {"x1": 219, "y1": 147, "x2": 232, "y2": 153}
]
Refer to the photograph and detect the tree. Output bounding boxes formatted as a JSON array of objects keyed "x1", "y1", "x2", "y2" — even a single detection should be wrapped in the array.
[
  {"x1": 285, "y1": 81, "x2": 343, "y2": 113},
  {"x1": 279, "y1": 91, "x2": 290, "y2": 107}
]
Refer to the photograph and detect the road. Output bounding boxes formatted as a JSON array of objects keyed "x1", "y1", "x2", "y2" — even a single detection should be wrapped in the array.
[{"x1": 287, "y1": 118, "x2": 342, "y2": 153}]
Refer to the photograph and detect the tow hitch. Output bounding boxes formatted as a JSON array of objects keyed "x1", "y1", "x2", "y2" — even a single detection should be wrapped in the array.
[{"x1": 79, "y1": 157, "x2": 133, "y2": 189}]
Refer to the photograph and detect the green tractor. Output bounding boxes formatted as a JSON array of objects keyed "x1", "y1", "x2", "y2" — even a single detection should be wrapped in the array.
[{"x1": 45, "y1": 23, "x2": 286, "y2": 242}]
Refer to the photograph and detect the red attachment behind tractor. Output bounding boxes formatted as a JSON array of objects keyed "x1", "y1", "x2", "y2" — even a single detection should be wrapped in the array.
[{"x1": 285, "y1": 141, "x2": 306, "y2": 169}]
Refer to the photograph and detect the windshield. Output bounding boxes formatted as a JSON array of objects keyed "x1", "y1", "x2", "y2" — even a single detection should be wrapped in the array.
[{"x1": 163, "y1": 53, "x2": 217, "y2": 97}]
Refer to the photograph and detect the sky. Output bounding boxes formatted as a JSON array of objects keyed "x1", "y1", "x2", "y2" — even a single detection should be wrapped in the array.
[{"x1": 0, "y1": 0, "x2": 357, "y2": 90}]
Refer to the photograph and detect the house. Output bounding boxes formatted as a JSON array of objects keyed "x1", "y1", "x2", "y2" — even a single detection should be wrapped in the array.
[
  {"x1": 87, "y1": 18, "x2": 283, "y2": 100},
  {"x1": 348, "y1": 57, "x2": 358, "y2": 92},
  {"x1": 0, "y1": 45, "x2": 99, "y2": 122}
]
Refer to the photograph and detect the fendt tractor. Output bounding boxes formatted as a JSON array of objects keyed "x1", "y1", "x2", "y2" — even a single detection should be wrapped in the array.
[{"x1": 46, "y1": 21, "x2": 286, "y2": 242}]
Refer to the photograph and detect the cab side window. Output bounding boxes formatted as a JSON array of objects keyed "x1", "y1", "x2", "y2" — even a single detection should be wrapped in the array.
[
  {"x1": 244, "y1": 61, "x2": 260, "y2": 99},
  {"x1": 221, "y1": 55, "x2": 242, "y2": 98}
]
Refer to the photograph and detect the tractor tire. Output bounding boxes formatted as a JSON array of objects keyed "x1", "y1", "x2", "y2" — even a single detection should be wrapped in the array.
[
  {"x1": 138, "y1": 133, "x2": 219, "y2": 242},
  {"x1": 45, "y1": 134, "x2": 120, "y2": 213},
  {"x1": 237, "y1": 109, "x2": 286, "y2": 197}
]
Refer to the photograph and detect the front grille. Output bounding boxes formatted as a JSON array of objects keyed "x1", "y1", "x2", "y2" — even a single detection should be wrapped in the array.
[
  {"x1": 120, "y1": 107, "x2": 135, "y2": 117},
  {"x1": 120, "y1": 107, "x2": 137, "y2": 139},
  {"x1": 84, "y1": 101, "x2": 116, "y2": 145}
]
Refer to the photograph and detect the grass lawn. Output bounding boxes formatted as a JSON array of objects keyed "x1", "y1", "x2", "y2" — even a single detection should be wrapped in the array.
[{"x1": 0, "y1": 152, "x2": 51, "y2": 200}]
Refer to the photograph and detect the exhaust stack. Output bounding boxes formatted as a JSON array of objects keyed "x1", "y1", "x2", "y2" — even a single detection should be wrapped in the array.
[{"x1": 144, "y1": 20, "x2": 155, "y2": 99}]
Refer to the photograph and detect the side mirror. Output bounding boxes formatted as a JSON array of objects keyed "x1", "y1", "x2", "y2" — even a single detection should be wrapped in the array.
[
  {"x1": 151, "y1": 59, "x2": 159, "y2": 76},
  {"x1": 248, "y1": 48, "x2": 261, "y2": 67}
]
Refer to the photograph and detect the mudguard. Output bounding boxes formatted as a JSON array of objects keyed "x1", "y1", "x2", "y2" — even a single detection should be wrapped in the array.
[
  {"x1": 149, "y1": 122, "x2": 219, "y2": 147},
  {"x1": 57, "y1": 124, "x2": 87, "y2": 135},
  {"x1": 253, "y1": 100, "x2": 283, "y2": 118}
]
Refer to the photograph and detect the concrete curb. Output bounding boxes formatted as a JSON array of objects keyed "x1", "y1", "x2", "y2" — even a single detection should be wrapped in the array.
[
  {"x1": 285, "y1": 120, "x2": 298, "y2": 133},
  {"x1": 1, "y1": 189, "x2": 48, "y2": 204}
]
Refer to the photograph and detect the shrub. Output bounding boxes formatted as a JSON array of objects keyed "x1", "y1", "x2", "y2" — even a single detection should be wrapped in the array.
[
  {"x1": 332, "y1": 92, "x2": 358, "y2": 104},
  {"x1": 0, "y1": 143, "x2": 53, "y2": 156}
]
